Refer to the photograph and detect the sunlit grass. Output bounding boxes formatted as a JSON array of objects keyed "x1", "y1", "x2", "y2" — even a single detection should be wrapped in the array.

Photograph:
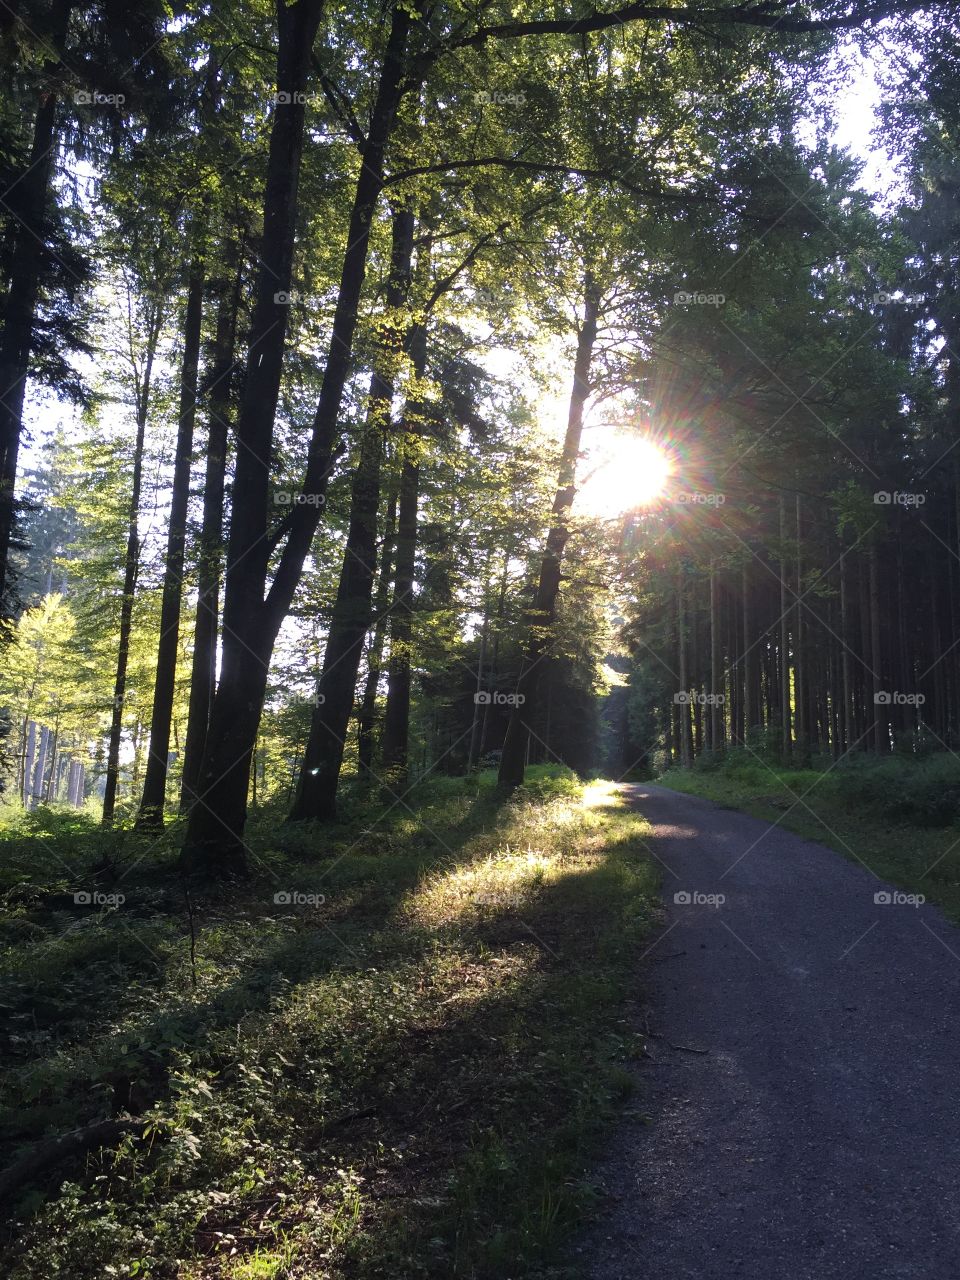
[{"x1": 0, "y1": 767, "x2": 659, "y2": 1279}]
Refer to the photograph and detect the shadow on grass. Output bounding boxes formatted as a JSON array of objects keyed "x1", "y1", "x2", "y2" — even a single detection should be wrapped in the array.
[
  {"x1": 0, "y1": 778, "x2": 667, "y2": 1279},
  {"x1": 0, "y1": 788, "x2": 509, "y2": 1134}
]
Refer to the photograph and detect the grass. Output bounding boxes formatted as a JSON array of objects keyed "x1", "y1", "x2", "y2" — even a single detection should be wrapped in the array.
[
  {"x1": 660, "y1": 748, "x2": 960, "y2": 922},
  {"x1": 0, "y1": 766, "x2": 659, "y2": 1279}
]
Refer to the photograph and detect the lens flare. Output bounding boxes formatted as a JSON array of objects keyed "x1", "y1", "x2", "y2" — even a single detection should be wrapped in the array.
[{"x1": 576, "y1": 432, "x2": 673, "y2": 517}]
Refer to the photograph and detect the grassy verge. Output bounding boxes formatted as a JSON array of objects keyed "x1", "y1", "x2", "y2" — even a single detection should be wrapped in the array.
[
  {"x1": 661, "y1": 750, "x2": 960, "y2": 921},
  {"x1": 0, "y1": 767, "x2": 659, "y2": 1280}
]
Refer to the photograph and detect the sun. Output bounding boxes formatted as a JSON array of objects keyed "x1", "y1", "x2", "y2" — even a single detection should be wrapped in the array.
[{"x1": 575, "y1": 431, "x2": 673, "y2": 517}]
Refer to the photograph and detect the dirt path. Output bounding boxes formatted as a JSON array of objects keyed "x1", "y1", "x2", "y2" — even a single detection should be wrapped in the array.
[{"x1": 577, "y1": 782, "x2": 960, "y2": 1279}]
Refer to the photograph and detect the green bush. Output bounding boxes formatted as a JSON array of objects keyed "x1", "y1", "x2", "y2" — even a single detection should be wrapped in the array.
[{"x1": 834, "y1": 753, "x2": 960, "y2": 826}]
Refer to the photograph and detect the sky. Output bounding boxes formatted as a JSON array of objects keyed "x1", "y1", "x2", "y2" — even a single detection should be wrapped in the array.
[{"x1": 812, "y1": 39, "x2": 901, "y2": 198}]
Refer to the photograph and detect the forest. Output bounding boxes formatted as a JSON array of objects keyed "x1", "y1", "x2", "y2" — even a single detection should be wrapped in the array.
[{"x1": 2, "y1": 0, "x2": 960, "y2": 1276}]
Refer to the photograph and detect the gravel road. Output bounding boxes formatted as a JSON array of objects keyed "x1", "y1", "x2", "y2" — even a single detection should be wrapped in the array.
[{"x1": 578, "y1": 781, "x2": 960, "y2": 1280}]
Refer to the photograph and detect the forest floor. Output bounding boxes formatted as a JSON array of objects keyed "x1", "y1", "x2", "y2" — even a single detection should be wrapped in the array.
[
  {"x1": 661, "y1": 750, "x2": 960, "y2": 923},
  {"x1": 0, "y1": 767, "x2": 659, "y2": 1280},
  {"x1": 578, "y1": 780, "x2": 960, "y2": 1280}
]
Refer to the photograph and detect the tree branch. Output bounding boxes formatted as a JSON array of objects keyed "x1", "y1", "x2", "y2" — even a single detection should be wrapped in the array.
[
  {"x1": 311, "y1": 54, "x2": 366, "y2": 147},
  {"x1": 384, "y1": 154, "x2": 726, "y2": 209},
  {"x1": 445, "y1": 0, "x2": 949, "y2": 47}
]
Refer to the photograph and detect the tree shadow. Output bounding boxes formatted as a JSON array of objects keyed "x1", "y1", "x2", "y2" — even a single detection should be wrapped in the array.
[{"x1": 0, "y1": 782, "x2": 673, "y2": 1280}]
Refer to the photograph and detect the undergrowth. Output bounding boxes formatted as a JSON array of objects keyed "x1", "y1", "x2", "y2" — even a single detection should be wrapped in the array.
[{"x1": 0, "y1": 766, "x2": 658, "y2": 1279}]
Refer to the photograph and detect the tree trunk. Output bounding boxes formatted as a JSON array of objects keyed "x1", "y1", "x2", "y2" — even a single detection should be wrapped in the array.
[
  {"x1": 70, "y1": 760, "x2": 85, "y2": 807},
  {"x1": 498, "y1": 275, "x2": 600, "y2": 788},
  {"x1": 137, "y1": 253, "x2": 205, "y2": 827},
  {"x1": 181, "y1": 2, "x2": 412, "y2": 871},
  {"x1": 709, "y1": 560, "x2": 722, "y2": 753},
  {"x1": 678, "y1": 570, "x2": 692, "y2": 766},
  {"x1": 0, "y1": 0, "x2": 71, "y2": 609},
  {"x1": 778, "y1": 496, "x2": 792, "y2": 761},
  {"x1": 102, "y1": 301, "x2": 163, "y2": 823},
  {"x1": 869, "y1": 540, "x2": 884, "y2": 752},
  {"x1": 840, "y1": 550, "x2": 853, "y2": 753},
  {"x1": 44, "y1": 725, "x2": 59, "y2": 802},
  {"x1": 479, "y1": 552, "x2": 512, "y2": 760},
  {"x1": 794, "y1": 494, "x2": 806, "y2": 759},
  {"x1": 858, "y1": 553, "x2": 871, "y2": 751},
  {"x1": 380, "y1": 326, "x2": 429, "y2": 782},
  {"x1": 467, "y1": 586, "x2": 490, "y2": 771},
  {"x1": 30, "y1": 724, "x2": 50, "y2": 809},
  {"x1": 741, "y1": 562, "x2": 754, "y2": 740},
  {"x1": 179, "y1": 241, "x2": 243, "y2": 812},
  {"x1": 355, "y1": 481, "x2": 398, "y2": 775},
  {"x1": 289, "y1": 205, "x2": 415, "y2": 822},
  {"x1": 22, "y1": 720, "x2": 36, "y2": 807}
]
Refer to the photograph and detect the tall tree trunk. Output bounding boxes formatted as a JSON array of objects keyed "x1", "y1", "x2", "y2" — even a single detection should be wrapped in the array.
[
  {"x1": 0, "y1": 0, "x2": 71, "y2": 610},
  {"x1": 44, "y1": 724, "x2": 59, "y2": 802},
  {"x1": 932, "y1": 585, "x2": 946, "y2": 744},
  {"x1": 467, "y1": 583, "x2": 490, "y2": 771},
  {"x1": 691, "y1": 587, "x2": 702, "y2": 756},
  {"x1": 794, "y1": 494, "x2": 806, "y2": 759},
  {"x1": 778, "y1": 496, "x2": 792, "y2": 761},
  {"x1": 678, "y1": 570, "x2": 692, "y2": 766},
  {"x1": 69, "y1": 759, "x2": 84, "y2": 807},
  {"x1": 741, "y1": 562, "x2": 754, "y2": 741},
  {"x1": 380, "y1": 326, "x2": 429, "y2": 782},
  {"x1": 896, "y1": 527, "x2": 909, "y2": 747},
  {"x1": 498, "y1": 275, "x2": 601, "y2": 788},
  {"x1": 709, "y1": 560, "x2": 722, "y2": 753},
  {"x1": 829, "y1": 599, "x2": 842, "y2": 759},
  {"x1": 869, "y1": 540, "x2": 884, "y2": 753},
  {"x1": 840, "y1": 549, "x2": 853, "y2": 753},
  {"x1": 356, "y1": 481, "x2": 398, "y2": 775},
  {"x1": 479, "y1": 552, "x2": 512, "y2": 760},
  {"x1": 137, "y1": 253, "x2": 205, "y2": 827},
  {"x1": 181, "y1": 2, "x2": 412, "y2": 871},
  {"x1": 22, "y1": 720, "x2": 36, "y2": 807},
  {"x1": 180, "y1": 242, "x2": 242, "y2": 812},
  {"x1": 30, "y1": 724, "x2": 49, "y2": 809},
  {"x1": 858, "y1": 553, "x2": 871, "y2": 752},
  {"x1": 289, "y1": 205, "x2": 415, "y2": 822},
  {"x1": 102, "y1": 303, "x2": 163, "y2": 823}
]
